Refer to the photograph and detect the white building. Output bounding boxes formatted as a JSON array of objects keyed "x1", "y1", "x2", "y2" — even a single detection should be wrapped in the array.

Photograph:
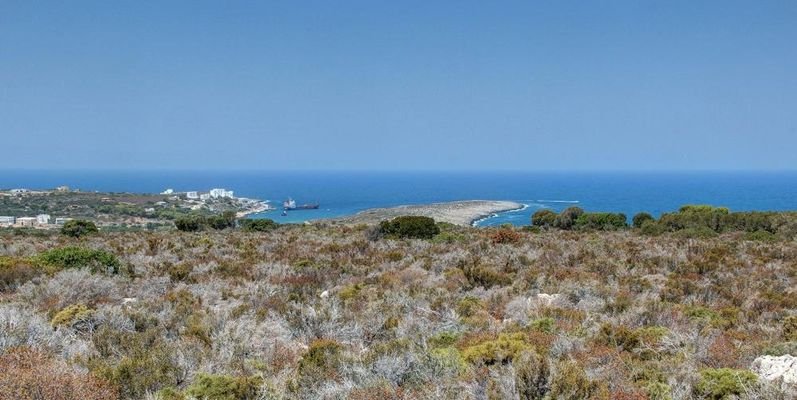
[
  {"x1": 209, "y1": 188, "x2": 235, "y2": 199},
  {"x1": 161, "y1": 188, "x2": 174, "y2": 195},
  {"x1": 186, "y1": 191, "x2": 199, "y2": 199},
  {"x1": 10, "y1": 188, "x2": 30, "y2": 194},
  {"x1": 55, "y1": 217, "x2": 73, "y2": 225},
  {"x1": 200, "y1": 193, "x2": 211, "y2": 201},
  {"x1": 145, "y1": 208, "x2": 155, "y2": 214},
  {"x1": 56, "y1": 186, "x2": 70, "y2": 192},
  {"x1": 0, "y1": 216, "x2": 15, "y2": 224},
  {"x1": 36, "y1": 214, "x2": 51, "y2": 224},
  {"x1": 17, "y1": 217, "x2": 37, "y2": 227}
]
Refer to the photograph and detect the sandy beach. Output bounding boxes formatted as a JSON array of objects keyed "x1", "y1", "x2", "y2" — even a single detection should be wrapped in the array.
[{"x1": 324, "y1": 200, "x2": 524, "y2": 226}]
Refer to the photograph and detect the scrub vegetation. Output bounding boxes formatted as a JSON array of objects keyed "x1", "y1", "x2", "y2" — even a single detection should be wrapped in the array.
[{"x1": 0, "y1": 205, "x2": 795, "y2": 399}]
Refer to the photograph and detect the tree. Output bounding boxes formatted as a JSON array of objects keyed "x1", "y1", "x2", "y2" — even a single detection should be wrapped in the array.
[
  {"x1": 554, "y1": 207, "x2": 584, "y2": 230},
  {"x1": 60, "y1": 220, "x2": 98, "y2": 238},
  {"x1": 240, "y1": 218, "x2": 279, "y2": 232},
  {"x1": 207, "y1": 212, "x2": 236, "y2": 230},
  {"x1": 632, "y1": 212, "x2": 654, "y2": 229},
  {"x1": 378, "y1": 216, "x2": 440, "y2": 239},
  {"x1": 531, "y1": 209, "x2": 557, "y2": 228},
  {"x1": 174, "y1": 216, "x2": 205, "y2": 232}
]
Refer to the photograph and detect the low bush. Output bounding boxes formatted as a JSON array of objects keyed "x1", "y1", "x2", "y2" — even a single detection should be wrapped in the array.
[
  {"x1": 514, "y1": 349, "x2": 550, "y2": 400},
  {"x1": 783, "y1": 315, "x2": 797, "y2": 341},
  {"x1": 549, "y1": 360, "x2": 602, "y2": 400},
  {"x1": 693, "y1": 368, "x2": 757, "y2": 399},
  {"x1": 531, "y1": 209, "x2": 557, "y2": 228},
  {"x1": 185, "y1": 373, "x2": 262, "y2": 400},
  {"x1": 206, "y1": 212, "x2": 237, "y2": 230},
  {"x1": 240, "y1": 218, "x2": 279, "y2": 232},
  {"x1": 51, "y1": 303, "x2": 94, "y2": 329},
  {"x1": 632, "y1": 212, "x2": 655, "y2": 229},
  {"x1": 553, "y1": 207, "x2": 584, "y2": 230},
  {"x1": 574, "y1": 212, "x2": 627, "y2": 231},
  {"x1": 174, "y1": 215, "x2": 206, "y2": 232},
  {"x1": 378, "y1": 216, "x2": 440, "y2": 239},
  {"x1": 461, "y1": 333, "x2": 532, "y2": 365},
  {"x1": 0, "y1": 256, "x2": 40, "y2": 291},
  {"x1": 0, "y1": 346, "x2": 118, "y2": 400},
  {"x1": 36, "y1": 247, "x2": 120, "y2": 274},
  {"x1": 490, "y1": 227, "x2": 521, "y2": 244},
  {"x1": 61, "y1": 219, "x2": 99, "y2": 238},
  {"x1": 297, "y1": 339, "x2": 343, "y2": 381}
]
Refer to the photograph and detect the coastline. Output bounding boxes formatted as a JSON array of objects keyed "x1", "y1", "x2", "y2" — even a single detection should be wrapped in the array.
[
  {"x1": 470, "y1": 203, "x2": 528, "y2": 227},
  {"x1": 322, "y1": 200, "x2": 524, "y2": 227}
]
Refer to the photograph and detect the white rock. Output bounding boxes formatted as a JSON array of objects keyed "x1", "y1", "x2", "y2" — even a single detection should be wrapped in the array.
[
  {"x1": 122, "y1": 297, "x2": 137, "y2": 305},
  {"x1": 530, "y1": 293, "x2": 563, "y2": 307},
  {"x1": 319, "y1": 290, "x2": 329, "y2": 299},
  {"x1": 751, "y1": 354, "x2": 797, "y2": 390}
]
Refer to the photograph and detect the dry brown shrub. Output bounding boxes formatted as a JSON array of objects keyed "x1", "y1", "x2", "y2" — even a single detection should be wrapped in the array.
[{"x1": 0, "y1": 346, "x2": 118, "y2": 400}]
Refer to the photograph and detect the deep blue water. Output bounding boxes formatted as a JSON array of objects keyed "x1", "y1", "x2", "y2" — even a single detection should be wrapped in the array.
[{"x1": 2, "y1": 170, "x2": 796, "y2": 226}]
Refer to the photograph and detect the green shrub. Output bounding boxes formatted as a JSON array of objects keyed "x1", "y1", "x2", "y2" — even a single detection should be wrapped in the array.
[
  {"x1": 462, "y1": 333, "x2": 532, "y2": 365},
  {"x1": 174, "y1": 215, "x2": 206, "y2": 232},
  {"x1": 89, "y1": 328, "x2": 182, "y2": 399},
  {"x1": 378, "y1": 216, "x2": 440, "y2": 239},
  {"x1": 167, "y1": 262, "x2": 193, "y2": 282},
  {"x1": 207, "y1": 212, "x2": 237, "y2": 230},
  {"x1": 549, "y1": 360, "x2": 598, "y2": 400},
  {"x1": 672, "y1": 226, "x2": 718, "y2": 239},
  {"x1": 455, "y1": 296, "x2": 483, "y2": 318},
  {"x1": 743, "y1": 230, "x2": 778, "y2": 242},
  {"x1": 51, "y1": 303, "x2": 94, "y2": 328},
  {"x1": 185, "y1": 374, "x2": 262, "y2": 400},
  {"x1": 429, "y1": 331, "x2": 460, "y2": 348},
  {"x1": 693, "y1": 368, "x2": 757, "y2": 399},
  {"x1": 338, "y1": 283, "x2": 363, "y2": 301},
  {"x1": 632, "y1": 212, "x2": 655, "y2": 229},
  {"x1": 461, "y1": 263, "x2": 511, "y2": 289},
  {"x1": 428, "y1": 347, "x2": 467, "y2": 373},
  {"x1": 155, "y1": 387, "x2": 186, "y2": 400},
  {"x1": 640, "y1": 220, "x2": 667, "y2": 236},
  {"x1": 529, "y1": 317, "x2": 555, "y2": 334},
  {"x1": 783, "y1": 315, "x2": 797, "y2": 341},
  {"x1": 514, "y1": 350, "x2": 549, "y2": 400},
  {"x1": 298, "y1": 339, "x2": 343, "y2": 380},
  {"x1": 61, "y1": 219, "x2": 99, "y2": 238},
  {"x1": 574, "y1": 212, "x2": 628, "y2": 231},
  {"x1": 553, "y1": 207, "x2": 584, "y2": 230},
  {"x1": 36, "y1": 246, "x2": 120, "y2": 274},
  {"x1": 0, "y1": 256, "x2": 41, "y2": 291},
  {"x1": 531, "y1": 209, "x2": 557, "y2": 228},
  {"x1": 240, "y1": 218, "x2": 279, "y2": 232}
]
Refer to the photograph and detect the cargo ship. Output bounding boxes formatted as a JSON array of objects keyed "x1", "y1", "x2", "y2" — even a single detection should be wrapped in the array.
[{"x1": 282, "y1": 198, "x2": 320, "y2": 211}]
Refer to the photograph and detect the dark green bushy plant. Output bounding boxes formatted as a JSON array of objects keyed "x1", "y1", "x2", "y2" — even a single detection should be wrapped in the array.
[
  {"x1": 61, "y1": 219, "x2": 99, "y2": 238},
  {"x1": 632, "y1": 212, "x2": 654, "y2": 229},
  {"x1": 378, "y1": 216, "x2": 440, "y2": 239},
  {"x1": 36, "y1": 246, "x2": 120, "y2": 274},
  {"x1": 553, "y1": 207, "x2": 584, "y2": 230},
  {"x1": 185, "y1": 374, "x2": 262, "y2": 400},
  {"x1": 574, "y1": 212, "x2": 627, "y2": 231},
  {"x1": 531, "y1": 209, "x2": 557, "y2": 228},
  {"x1": 240, "y1": 218, "x2": 279, "y2": 232},
  {"x1": 174, "y1": 215, "x2": 206, "y2": 232}
]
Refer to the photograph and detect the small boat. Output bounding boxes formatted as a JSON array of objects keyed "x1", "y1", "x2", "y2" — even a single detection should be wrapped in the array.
[
  {"x1": 282, "y1": 198, "x2": 320, "y2": 210},
  {"x1": 281, "y1": 210, "x2": 288, "y2": 216}
]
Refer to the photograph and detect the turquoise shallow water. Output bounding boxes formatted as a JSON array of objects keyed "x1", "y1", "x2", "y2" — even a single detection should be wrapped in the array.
[{"x1": 2, "y1": 171, "x2": 796, "y2": 226}]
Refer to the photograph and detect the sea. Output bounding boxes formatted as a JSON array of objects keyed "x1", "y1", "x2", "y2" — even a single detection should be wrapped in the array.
[{"x1": 2, "y1": 170, "x2": 796, "y2": 227}]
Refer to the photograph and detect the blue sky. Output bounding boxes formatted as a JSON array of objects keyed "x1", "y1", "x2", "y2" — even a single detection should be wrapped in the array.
[{"x1": 1, "y1": 1, "x2": 796, "y2": 170}]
